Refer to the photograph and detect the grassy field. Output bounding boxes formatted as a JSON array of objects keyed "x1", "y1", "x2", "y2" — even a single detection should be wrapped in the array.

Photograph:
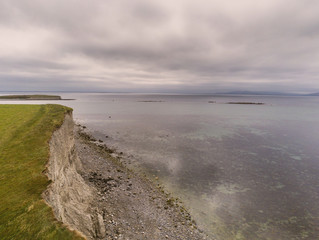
[
  {"x1": 0, "y1": 104, "x2": 83, "y2": 240},
  {"x1": 0, "y1": 95, "x2": 62, "y2": 100}
]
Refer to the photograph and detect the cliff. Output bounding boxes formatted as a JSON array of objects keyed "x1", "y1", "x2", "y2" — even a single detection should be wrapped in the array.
[
  {"x1": 42, "y1": 112, "x2": 207, "y2": 240},
  {"x1": 42, "y1": 113, "x2": 105, "y2": 239}
]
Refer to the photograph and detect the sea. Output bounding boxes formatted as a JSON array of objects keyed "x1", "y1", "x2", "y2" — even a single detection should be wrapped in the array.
[{"x1": 1, "y1": 92, "x2": 319, "y2": 239}]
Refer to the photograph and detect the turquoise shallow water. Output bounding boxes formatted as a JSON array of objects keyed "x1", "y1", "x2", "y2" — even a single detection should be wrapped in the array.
[{"x1": 2, "y1": 93, "x2": 319, "y2": 239}]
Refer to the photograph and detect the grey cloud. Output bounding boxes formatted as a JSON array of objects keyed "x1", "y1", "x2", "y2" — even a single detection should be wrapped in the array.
[
  {"x1": 0, "y1": 0, "x2": 319, "y2": 93},
  {"x1": 0, "y1": 58, "x2": 71, "y2": 71}
]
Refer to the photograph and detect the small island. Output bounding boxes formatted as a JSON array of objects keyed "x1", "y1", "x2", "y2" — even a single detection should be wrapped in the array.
[
  {"x1": 137, "y1": 100, "x2": 164, "y2": 102},
  {"x1": 227, "y1": 102, "x2": 265, "y2": 105},
  {"x1": 0, "y1": 95, "x2": 63, "y2": 100}
]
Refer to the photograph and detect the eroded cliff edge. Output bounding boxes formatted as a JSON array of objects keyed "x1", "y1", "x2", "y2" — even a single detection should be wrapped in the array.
[
  {"x1": 42, "y1": 113, "x2": 104, "y2": 239},
  {"x1": 42, "y1": 112, "x2": 208, "y2": 240}
]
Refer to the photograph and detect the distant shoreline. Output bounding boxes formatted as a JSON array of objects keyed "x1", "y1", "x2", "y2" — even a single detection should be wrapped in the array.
[
  {"x1": 208, "y1": 101, "x2": 265, "y2": 105},
  {"x1": 0, "y1": 94, "x2": 74, "y2": 100}
]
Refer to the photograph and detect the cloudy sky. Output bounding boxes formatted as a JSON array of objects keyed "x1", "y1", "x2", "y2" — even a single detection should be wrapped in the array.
[{"x1": 1, "y1": 0, "x2": 319, "y2": 93}]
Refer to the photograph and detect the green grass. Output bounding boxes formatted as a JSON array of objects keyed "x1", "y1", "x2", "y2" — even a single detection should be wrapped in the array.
[
  {"x1": 0, "y1": 95, "x2": 62, "y2": 100},
  {"x1": 0, "y1": 104, "x2": 84, "y2": 240}
]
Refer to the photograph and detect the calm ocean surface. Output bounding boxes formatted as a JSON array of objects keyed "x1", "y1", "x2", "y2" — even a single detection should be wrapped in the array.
[{"x1": 2, "y1": 92, "x2": 319, "y2": 239}]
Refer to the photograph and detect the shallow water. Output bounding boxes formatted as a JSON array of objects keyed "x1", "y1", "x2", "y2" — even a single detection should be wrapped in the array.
[{"x1": 2, "y1": 93, "x2": 319, "y2": 239}]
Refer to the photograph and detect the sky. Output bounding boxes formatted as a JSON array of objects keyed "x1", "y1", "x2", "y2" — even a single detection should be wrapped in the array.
[{"x1": 0, "y1": 0, "x2": 319, "y2": 93}]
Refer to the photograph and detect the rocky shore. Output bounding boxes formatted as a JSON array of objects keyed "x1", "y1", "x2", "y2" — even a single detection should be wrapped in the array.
[
  {"x1": 75, "y1": 125, "x2": 208, "y2": 240},
  {"x1": 44, "y1": 112, "x2": 209, "y2": 240}
]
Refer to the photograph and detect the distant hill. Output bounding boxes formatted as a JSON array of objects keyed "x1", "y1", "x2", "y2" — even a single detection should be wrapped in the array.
[
  {"x1": 0, "y1": 94, "x2": 75, "y2": 100},
  {"x1": 307, "y1": 92, "x2": 319, "y2": 96},
  {"x1": 0, "y1": 94, "x2": 62, "y2": 100},
  {"x1": 217, "y1": 91, "x2": 298, "y2": 96},
  {"x1": 217, "y1": 91, "x2": 319, "y2": 96}
]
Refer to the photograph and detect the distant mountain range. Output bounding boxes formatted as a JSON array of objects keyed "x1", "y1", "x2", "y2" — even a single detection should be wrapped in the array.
[
  {"x1": 307, "y1": 92, "x2": 319, "y2": 96},
  {"x1": 217, "y1": 91, "x2": 319, "y2": 96}
]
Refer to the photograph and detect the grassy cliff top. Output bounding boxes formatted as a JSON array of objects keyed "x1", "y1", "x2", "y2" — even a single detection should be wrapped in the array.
[
  {"x1": 0, "y1": 104, "x2": 83, "y2": 240},
  {"x1": 0, "y1": 95, "x2": 62, "y2": 100}
]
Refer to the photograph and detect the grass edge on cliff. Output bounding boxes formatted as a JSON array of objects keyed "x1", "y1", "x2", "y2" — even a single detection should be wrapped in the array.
[{"x1": 0, "y1": 104, "x2": 84, "y2": 240}]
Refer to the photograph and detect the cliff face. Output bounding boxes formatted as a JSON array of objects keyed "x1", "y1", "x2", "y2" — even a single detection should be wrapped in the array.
[
  {"x1": 42, "y1": 113, "x2": 105, "y2": 239},
  {"x1": 41, "y1": 113, "x2": 206, "y2": 240}
]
